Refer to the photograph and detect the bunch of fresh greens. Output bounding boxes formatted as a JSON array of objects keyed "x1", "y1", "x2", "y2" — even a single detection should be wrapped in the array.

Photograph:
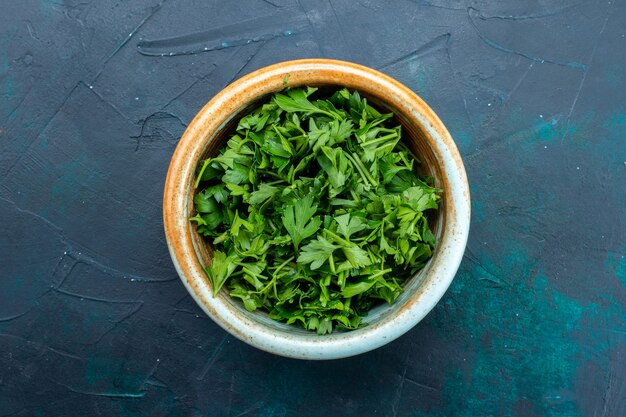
[{"x1": 191, "y1": 87, "x2": 439, "y2": 334}]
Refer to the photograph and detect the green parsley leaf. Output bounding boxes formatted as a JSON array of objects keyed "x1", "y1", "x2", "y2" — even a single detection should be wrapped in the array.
[
  {"x1": 298, "y1": 236, "x2": 338, "y2": 269},
  {"x1": 205, "y1": 251, "x2": 237, "y2": 296},
  {"x1": 282, "y1": 194, "x2": 322, "y2": 250},
  {"x1": 248, "y1": 184, "x2": 280, "y2": 206},
  {"x1": 334, "y1": 213, "x2": 367, "y2": 239},
  {"x1": 274, "y1": 89, "x2": 332, "y2": 117}
]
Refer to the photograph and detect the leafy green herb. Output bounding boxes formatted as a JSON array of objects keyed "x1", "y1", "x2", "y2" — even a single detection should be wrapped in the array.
[
  {"x1": 192, "y1": 87, "x2": 440, "y2": 334},
  {"x1": 282, "y1": 194, "x2": 322, "y2": 250}
]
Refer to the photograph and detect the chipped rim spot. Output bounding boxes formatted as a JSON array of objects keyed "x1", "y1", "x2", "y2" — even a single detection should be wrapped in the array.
[{"x1": 163, "y1": 59, "x2": 471, "y2": 360}]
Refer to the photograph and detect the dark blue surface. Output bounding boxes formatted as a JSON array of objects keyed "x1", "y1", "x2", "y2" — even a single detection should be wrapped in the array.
[{"x1": 1, "y1": 1, "x2": 624, "y2": 416}]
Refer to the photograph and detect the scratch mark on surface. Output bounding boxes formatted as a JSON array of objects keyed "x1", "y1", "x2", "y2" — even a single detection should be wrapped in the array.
[
  {"x1": 224, "y1": 43, "x2": 265, "y2": 86},
  {"x1": 296, "y1": 0, "x2": 351, "y2": 59},
  {"x1": 81, "y1": 81, "x2": 132, "y2": 122},
  {"x1": 0, "y1": 332, "x2": 85, "y2": 363},
  {"x1": 234, "y1": 402, "x2": 265, "y2": 417},
  {"x1": 49, "y1": 1, "x2": 92, "y2": 13},
  {"x1": 0, "y1": 197, "x2": 63, "y2": 234},
  {"x1": 497, "y1": 206, "x2": 548, "y2": 242},
  {"x1": 467, "y1": 7, "x2": 586, "y2": 70},
  {"x1": 502, "y1": 225, "x2": 546, "y2": 244},
  {"x1": 562, "y1": 4, "x2": 612, "y2": 142},
  {"x1": 197, "y1": 335, "x2": 229, "y2": 381},
  {"x1": 144, "y1": 378, "x2": 168, "y2": 388},
  {"x1": 2, "y1": 83, "x2": 80, "y2": 181},
  {"x1": 141, "y1": 359, "x2": 167, "y2": 388},
  {"x1": 92, "y1": 0, "x2": 166, "y2": 82},
  {"x1": 377, "y1": 33, "x2": 450, "y2": 70},
  {"x1": 0, "y1": 312, "x2": 26, "y2": 322},
  {"x1": 53, "y1": 287, "x2": 144, "y2": 305},
  {"x1": 33, "y1": 288, "x2": 54, "y2": 307},
  {"x1": 64, "y1": 247, "x2": 176, "y2": 283},
  {"x1": 600, "y1": 367, "x2": 614, "y2": 417},
  {"x1": 464, "y1": 247, "x2": 512, "y2": 286},
  {"x1": 0, "y1": 407, "x2": 31, "y2": 417},
  {"x1": 465, "y1": 115, "x2": 560, "y2": 162},
  {"x1": 160, "y1": 64, "x2": 217, "y2": 109},
  {"x1": 173, "y1": 308, "x2": 206, "y2": 318},
  {"x1": 410, "y1": 1, "x2": 464, "y2": 12},
  {"x1": 145, "y1": 359, "x2": 161, "y2": 379},
  {"x1": 87, "y1": 302, "x2": 144, "y2": 346},
  {"x1": 52, "y1": 254, "x2": 77, "y2": 289},
  {"x1": 24, "y1": 20, "x2": 42, "y2": 42},
  {"x1": 391, "y1": 365, "x2": 408, "y2": 417},
  {"x1": 582, "y1": 245, "x2": 624, "y2": 257},
  {"x1": 472, "y1": 3, "x2": 584, "y2": 21},
  {"x1": 327, "y1": 0, "x2": 352, "y2": 59},
  {"x1": 296, "y1": 0, "x2": 315, "y2": 31},
  {"x1": 47, "y1": 346, "x2": 85, "y2": 362},
  {"x1": 174, "y1": 292, "x2": 192, "y2": 306},
  {"x1": 499, "y1": 62, "x2": 534, "y2": 114},
  {"x1": 355, "y1": 0, "x2": 380, "y2": 11},
  {"x1": 161, "y1": 61, "x2": 222, "y2": 110},
  {"x1": 98, "y1": 191, "x2": 134, "y2": 212},
  {"x1": 141, "y1": 111, "x2": 187, "y2": 130},
  {"x1": 404, "y1": 377, "x2": 440, "y2": 392},
  {"x1": 161, "y1": 43, "x2": 262, "y2": 111},
  {"x1": 4, "y1": 84, "x2": 33, "y2": 122},
  {"x1": 132, "y1": 111, "x2": 187, "y2": 151},
  {"x1": 52, "y1": 380, "x2": 146, "y2": 398},
  {"x1": 443, "y1": 33, "x2": 475, "y2": 133},
  {"x1": 51, "y1": 285, "x2": 145, "y2": 346},
  {"x1": 51, "y1": 1, "x2": 89, "y2": 50},
  {"x1": 136, "y1": 10, "x2": 306, "y2": 56},
  {"x1": 260, "y1": 0, "x2": 283, "y2": 7},
  {"x1": 227, "y1": 373, "x2": 236, "y2": 417},
  {"x1": 0, "y1": 332, "x2": 35, "y2": 344}
]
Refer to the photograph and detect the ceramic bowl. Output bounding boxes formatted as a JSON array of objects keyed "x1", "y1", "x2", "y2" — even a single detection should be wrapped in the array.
[{"x1": 163, "y1": 59, "x2": 470, "y2": 360}]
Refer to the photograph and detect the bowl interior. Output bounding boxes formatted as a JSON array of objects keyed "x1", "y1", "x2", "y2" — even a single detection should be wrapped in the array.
[{"x1": 188, "y1": 83, "x2": 447, "y2": 335}]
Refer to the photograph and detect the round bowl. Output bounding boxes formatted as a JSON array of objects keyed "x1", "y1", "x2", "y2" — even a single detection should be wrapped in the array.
[{"x1": 163, "y1": 59, "x2": 470, "y2": 360}]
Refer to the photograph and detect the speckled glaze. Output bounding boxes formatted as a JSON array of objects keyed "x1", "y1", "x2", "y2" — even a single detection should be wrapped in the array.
[{"x1": 163, "y1": 59, "x2": 470, "y2": 360}]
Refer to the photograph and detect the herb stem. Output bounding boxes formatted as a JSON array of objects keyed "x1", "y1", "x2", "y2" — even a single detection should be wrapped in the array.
[
  {"x1": 351, "y1": 152, "x2": 379, "y2": 187},
  {"x1": 323, "y1": 228, "x2": 352, "y2": 247},
  {"x1": 370, "y1": 268, "x2": 393, "y2": 281},
  {"x1": 329, "y1": 253, "x2": 336, "y2": 274},
  {"x1": 359, "y1": 132, "x2": 399, "y2": 147},
  {"x1": 258, "y1": 170, "x2": 286, "y2": 180},
  {"x1": 344, "y1": 152, "x2": 377, "y2": 187},
  {"x1": 194, "y1": 159, "x2": 211, "y2": 189},
  {"x1": 272, "y1": 256, "x2": 295, "y2": 277}
]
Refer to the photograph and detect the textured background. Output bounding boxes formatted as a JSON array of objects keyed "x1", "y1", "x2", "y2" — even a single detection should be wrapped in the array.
[{"x1": 1, "y1": 0, "x2": 625, "y2": 416}]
